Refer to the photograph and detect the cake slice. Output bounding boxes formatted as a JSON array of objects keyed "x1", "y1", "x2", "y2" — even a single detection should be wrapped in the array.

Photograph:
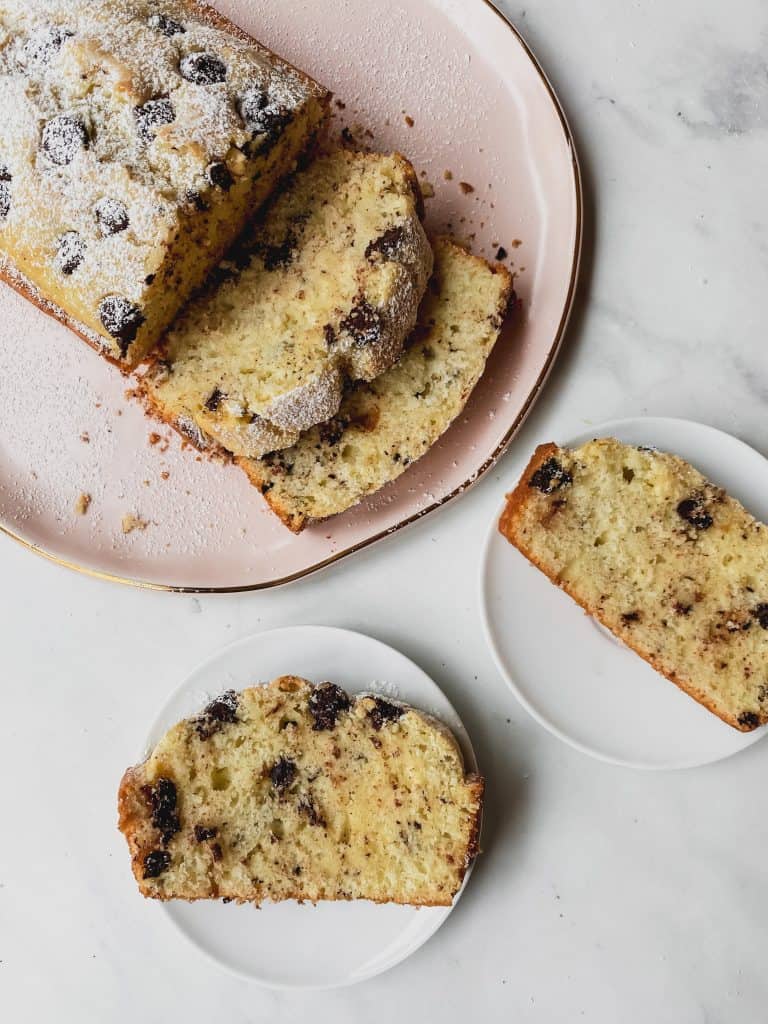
[
  {"x1": 0, "y1": 0, "x2": 329, "y2": 366},
  {"x1": 118, "y1": 676, "x2": 483, "y2": 906},
  {"x1": 240, "y1": 237, "x2": 513, "y2": 531},
  {"x1": 139, "y1": 148, "x2": 432, "y2": 455},
  {"x1": 499, "y1": 439, "x2": 768, "y2": 731}
]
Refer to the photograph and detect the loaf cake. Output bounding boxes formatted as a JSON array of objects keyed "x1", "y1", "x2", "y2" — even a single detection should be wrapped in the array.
[
  {"x1": 240, "y1": 237, "x2": 513, "y2": 531},
  {"x1": 139, "y1": 148, "x2": 432, "y2": 456},
  {"x1": 118, "y1": 676, "x2": 483, "y2": 906},
  {"x1": 499, "y1": 439, "x2": 768, "y2": 731},
  {"x1": 0, "y1": 1, "x2": 329, "y2": 366}
]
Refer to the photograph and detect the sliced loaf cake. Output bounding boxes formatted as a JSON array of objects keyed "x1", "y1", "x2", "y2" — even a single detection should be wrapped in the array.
[
  {"x1": 241, "y1": 237, "x2": 513, "y2": 530},
  {"x1": 499, "y1": 438, "x2": 768, "y2": 730},
  {"x1": 118, "y1": 676, "x2": 483, "y2": 906},
  {"x1": 139, "y1": 148, "x2": 432, "y2": 454}
]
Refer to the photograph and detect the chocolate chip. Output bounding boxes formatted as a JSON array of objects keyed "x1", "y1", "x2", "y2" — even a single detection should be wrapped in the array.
[
  {"x1": 298, "y1": 794, "x2": 326, "y2": 828},
  {"x1": 495, "y1": 245, "x2": 508, "y2": 260},
  {"x1": 41, "y1": 115, "x2": 88, "y2": 165},
  {"x1": 143, "y1": 850, "x2": 171, "y2": 879},
  {"x1": 238, "y1": 88, "x2": 290, "y2": 143},
  {"x1": 184, "y1": 190, "x2": 208, "y2": 211},
  {"x1": 367, "y1": 697, "x2": 404, "y2": 731},
  {"x1": 146, "y1": 778, "x2": 180, "y2": 844},
  {"x1": 194, "y1": 689, "x2": 239, "y2": 739},
  {"x1": 308, "y1": 682, "x2": 351, "y2": 731},
  {"x1": 677, "y1": 496, "x2": 713, "y2": 530},
  {"x1": 621, "y1": 611, "x2": 640, "y2": 624},
  {"x1": 207, "y1": 162, "x2": 233, "y2": 191},
  {"x1": 180, "y1": 52, "x2": 226, "y2": 85},
  {"x1": 529, "y1": 457, "x2": 572, "y2": 494},
  {"x1": 23, "y1": 26, "x2": 73, "y2": 67},
  {"x1": 738, "y1": 711, "x2": 760, "y2": 730},
  {"x1": 0, "y1": 166, "x2": 11, "y2": 219},
  {"x1": 270, "y1": 756, "x2": 297, "y2": 792},
  {"x1": 258, "y1": 231, "x2": 297, "y2": 271},
  {"x1": 134, "y1": 98, "x2": 175, "y2": 141},
  {"x1": 323, "y1": 324, "x2": 336, "y2": 346},
  {"x1": 339, "y1": 301, "x2": 384, "y2": 347},
  {"x1": 194, "y1": 825, "x2": 218, "y2": 842},
  {"x1": 211, "y1": 843, "x2": 223, "y2": 862},
  {"x1": 98, "y1": 296, "x2": 145, "y2": 355},
  {"x1": 317, "y1": 417, "x2": 348, "y2": 446},
  {"x1": 754, "y1": 604, "x2": 768, "y2": 629},
  {"x1": 204, "y1": 387, "x2": 225, "y2": 412},
  {"x1": 674, "y1": 602, "x2": 693, "y2": 616},
  {"x1": 365, "y1": 226, "x2": 406, "y2": 261},
  {"x1": 148, "y1": 13, "x2": 185, "y2": 36},
  {"x1": 94, "y1": 197, "x2": 129, "y2": 236},
  {"x1": 55, "y1": 231, "x2": 85, "y2": 275}
]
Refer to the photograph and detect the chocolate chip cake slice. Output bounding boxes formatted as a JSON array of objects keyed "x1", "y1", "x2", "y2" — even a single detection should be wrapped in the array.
[
  {"x1": 239, "y1": 237, "x2": 513, "y2": 530},
  {"x1": 0, "y1": 1, "x2": 329, "y2": 366},
  {"x1": 118, "y1": 677, "x2": 483, "y2": 906},
  {"x1": 500, "y1": 439, "x2": 768, "y2": 731},
  {"x1": 139, "y1": 148, "x2": 432, "y2": 456}
]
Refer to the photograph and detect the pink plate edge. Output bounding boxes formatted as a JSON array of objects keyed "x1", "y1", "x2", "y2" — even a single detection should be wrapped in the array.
[{"x1": 0, "y1": 0, "x2": 583, "y2": 594}]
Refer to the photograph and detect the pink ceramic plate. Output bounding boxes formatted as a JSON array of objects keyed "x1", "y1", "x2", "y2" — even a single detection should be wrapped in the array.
[{"x1": 0, "y1": 0, "x2": 581, "y2": 591}]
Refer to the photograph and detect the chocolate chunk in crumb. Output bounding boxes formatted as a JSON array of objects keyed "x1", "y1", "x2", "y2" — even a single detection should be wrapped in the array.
[
  {"x1": 677, "y1": 496, "x2": 713, "y2": 531},
  {"x1": 308, "y1": 682, "x2": 351, "y2": 731},
  {"x1": 317, "y1": 416, "x2": 349, "y2": 446},
  {"x1": 207, "y1": 161, "x2": 233, "y2": 191},
  {"x1": 148, "y1": 13, "x2": 185, "y2": 36},
  {"x1": 143, "y1": 850, "x2": 171, "y2": 879},
  {"x1": 194, "y1": 825, "x2": 218, "y2": 842},
  {"x1": 754, "y1": 604, "x2": 768, "y2": 629},
  {"x1": 24, "y1": 27, "x2": 73, "y2": 67},
  {"x1": 55, "y1": 231, "x2": 85, "y2": 275},
  {"x1": 496, "y1": 246, "x2": 508, "y2": 260},
  {"x1": 211, "y1": 843, "x2": 223, "y2": 862},
  {"x1": 95, "y1": 197, "x2": 129, "y2": 236},
  {"x1": 270, "y1": 756, "x2": 297, "y2": 792},
  {"x1": 259, "y1": 231, "x2": 297, "y2": 271},
  {"x1": 98, "y1": 296, "x2": 145, "y2": 355},
  {"x1": 529, "y1": 457, "x2": 573, "y2": 494},
  {"x1": 738, "y1": 711, "x2": 760, "y2": 730},
  {"x1": 0, "y1": 165, "x2": 10, "y2": 219},
  {"x1": 238, "y1": 88, "x2": 290, "y2": 145},
  {"x1": 204, "y1": 387, "x2": 225, "y2": 412},
  {"x1": 367, "y1": 697, "x2": 405, "y2": 731},
  {"x1": 621, "y1": 611, "x2": 641, "y2": 624},
  {"x1": 365, "y1": 226, "x2": 406, "y2": 261},
  {"x1": 147, "y1": 777, "x2": 180, "y2": 844},
  {"x1": 180, "y1": 52, "x2": 227, "y2": 85},
  {"x1": 194, "y1": 689, "x2": 239, "y2": 739},
  {"x1": 41, "y1": 115, "x2": 88, "y2": 165},
  {"x1": 339, "y1": 301, "x2": 384, "y2": 347},
  {"x1": 298, "y1": 794, "x2": 326, "y2": 827},
  {"x1": 134, "y1": 98, "x2": 175, "y2": 141}
]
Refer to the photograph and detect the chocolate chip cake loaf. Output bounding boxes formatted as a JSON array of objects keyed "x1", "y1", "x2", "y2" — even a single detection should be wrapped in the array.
[
  {"x1": 500, "y1": 439, "x2": 768, "y2": 731},
  {"x1": 0, "y1": 1, "x2": 329, "y2": 366},
  {"x1": 118, "y1": 676, "x2": 483, "y2": 906},
  {"x1": 240, "y1": 237, "x2": 512, "y2": 531},
  {"x1": 139, "y1": 148, "x2": 432, "y2": 456}
]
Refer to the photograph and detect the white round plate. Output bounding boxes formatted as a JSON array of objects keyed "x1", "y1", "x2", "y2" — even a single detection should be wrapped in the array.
[
  {"x1": 143, "y1": 626, "x2": 479, "y2": 988},
  {"x1": 481, "y1": 417, "x2": 768, "y2": 770}
]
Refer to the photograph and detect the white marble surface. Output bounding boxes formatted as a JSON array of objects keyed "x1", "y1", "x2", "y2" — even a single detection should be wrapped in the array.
[{"x1": 2, "y1": 0, "x2": 768, "y2": 1020}]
